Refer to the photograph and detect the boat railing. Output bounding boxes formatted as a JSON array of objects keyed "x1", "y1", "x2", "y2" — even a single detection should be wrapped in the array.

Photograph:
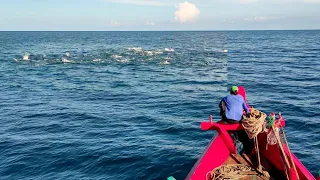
[
  {"x1": 200, "y1": 115, "x2": 285, "y2": 154},
  {"x1": 201, "y1": 115, "x2": 285, "y2": 131}
]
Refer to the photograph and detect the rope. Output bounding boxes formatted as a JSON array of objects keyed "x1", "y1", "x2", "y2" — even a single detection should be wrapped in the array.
[
  {"x1": 272, "y1": 126, "x2": 291, "y2": 179},
  {"x1": 240, "y1": 108, "x2": 269, "y2": 179},
  {"x1": 209, "y1": 164, "x2": 270, "y2": 180},
  {"x1": 210, "y1": 164, "x2": 254, "y2": 180},
  {"x1": 280, "y1": 125, "x2": 300, "y2": 180},
  {"x1": 241, "y1": 107, "x2": 267, "y2": 139},
  {"x1": 254, "y1": 137, "x2": 262, "y2": 172}
]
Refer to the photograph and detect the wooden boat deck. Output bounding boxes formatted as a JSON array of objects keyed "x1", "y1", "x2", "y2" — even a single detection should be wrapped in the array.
[{"x1": 222, "y1": 154, "x2": 286, "y2": 180}]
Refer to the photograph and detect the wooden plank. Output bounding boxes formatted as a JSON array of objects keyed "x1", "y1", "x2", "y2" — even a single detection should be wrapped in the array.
[{"x1": 222, "y1": 154, "x2": 272, "y2": 180}]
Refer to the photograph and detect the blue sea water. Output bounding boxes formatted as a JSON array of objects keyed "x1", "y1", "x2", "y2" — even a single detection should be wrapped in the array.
[{"x1": 0, "y1": 31, "x2": 319, "y2": 179}]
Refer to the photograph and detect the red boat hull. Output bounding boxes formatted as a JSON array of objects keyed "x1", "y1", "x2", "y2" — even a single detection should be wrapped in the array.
[{"x1": 185, "y1": 122, "x2": 316, "y2": 180}]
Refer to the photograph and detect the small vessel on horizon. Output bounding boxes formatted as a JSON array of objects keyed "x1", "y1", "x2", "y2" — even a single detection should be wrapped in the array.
[
  {"x1": 62, "y1": 52, "x2": 71, "y2": 63},
  {"x1": 23, "y1": 53, "x2": 30, "y2": 60},
  {"x1": 61, "y1": 57, "x2": 71, "y2": 63},
  {"x1": 164, "y1": 48, "x2": 174, "y2": 52}
]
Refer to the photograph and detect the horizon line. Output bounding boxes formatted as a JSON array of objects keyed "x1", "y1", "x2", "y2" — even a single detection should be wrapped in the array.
[{"x1": 1, "y1": 29, "x2": 320, "y2": 32}]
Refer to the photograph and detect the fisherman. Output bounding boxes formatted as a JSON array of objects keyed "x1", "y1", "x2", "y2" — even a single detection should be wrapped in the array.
[
  {"x1": 219, "y1": 86, "x2": 252, "y2": 154},
  {"x1": 219, "y1": 86, "x2": 250, "y2": 123}
]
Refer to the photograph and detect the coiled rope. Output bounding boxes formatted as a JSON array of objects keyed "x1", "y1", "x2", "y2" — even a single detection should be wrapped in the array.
[
  {"x1": 209, "y1": 164, "x2": 270, "y2": 180},
  {"x1": 241, "y1": 107, "x2": 267, "y2": 139},
  {"x1": 210, "y1": 164, "x2": 255, "y2": 180},
  {"x1": 241, "y1": 108, "x2": 268, "y2": 175}
]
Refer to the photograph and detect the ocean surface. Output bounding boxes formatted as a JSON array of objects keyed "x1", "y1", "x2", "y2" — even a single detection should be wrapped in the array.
[{"x1": 0, "y1": 31, "x2": 319, "y2": 179}]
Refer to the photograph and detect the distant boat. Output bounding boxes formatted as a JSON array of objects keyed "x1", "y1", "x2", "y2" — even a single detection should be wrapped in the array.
[
  {"x1": 128, "y1": 47, "x2": 143, "y2": 52},
  {"x1": 160, "y1": 59, "x2": 170, "y2": 65},
  {"x1": 119, "y1": 59, "x2": 129, "y2": 63},
  {"x1": 144, "y1": 51, "x2": 154, "y2": 56},
  {"x1": 153, "y1": 50, "x2": 163, "y2": 55},
  {"x1": 164, "y1": 48, "x2": 174, "y2": 52},
  {"x1": 111, "y1": 55, "x2": 123, "y2": 59},
  {"x1": 162, "y1": 60, "x2": 170, "y2": 64},
  {"x1": 217, "y1": 49, "x2": 228, "y2": 53},
  {"x1": 62, "y1": 52, "x2": 71, "y2": 63},
  {"x1": 23, "y1": 53, "x2": 30, "y2": 60},
  {"x1": 62, "y1": 57, "x2": 71, "y2": 63}
]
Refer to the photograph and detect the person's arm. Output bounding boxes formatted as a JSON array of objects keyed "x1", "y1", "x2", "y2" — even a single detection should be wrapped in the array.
[
  {"x1": 219, "y1": 97, "x2": 225, "y2": 108},
  {"x1": 242, "y1": 99, "x2": 250, "y2": 114},
  {"x1": 219, "y1": 98, "x2": 226, "y2": 116}
]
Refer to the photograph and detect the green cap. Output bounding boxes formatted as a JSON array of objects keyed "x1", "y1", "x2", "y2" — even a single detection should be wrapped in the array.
[{"x1": 230, "y1": 86, "x2": 238, "y2": 93}]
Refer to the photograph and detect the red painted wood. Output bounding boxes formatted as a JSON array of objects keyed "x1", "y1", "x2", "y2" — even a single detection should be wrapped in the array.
[
  {"x1": 200, "y1": 120, "x2": 285, "y2": 131},
  {"x1": 186, "y1": 86, "x2": 314, "y2": 179},
  {"x1": 186, "y1": 119, "x2": 315, "y2": 180},
  {"x1": 283, "y1": 146, "x2": 316, "y2": 180},
  {"x1": 289, "y1": 168, "x2": 297, "y2": 180},
  {"x1": 185, "y1": 135, "x2": 230, "y2": 180},
  {"x1": 238, "y1": 86, "x2": 250, "y2": 111}
]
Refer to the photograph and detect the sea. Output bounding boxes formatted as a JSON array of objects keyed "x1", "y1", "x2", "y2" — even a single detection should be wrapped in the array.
[{"x1": 0, "y1": 31, "x2": 319, "y2": 179}]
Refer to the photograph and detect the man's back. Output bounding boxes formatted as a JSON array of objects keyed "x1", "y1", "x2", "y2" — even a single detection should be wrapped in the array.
[{"x1": 222, "y1": 94, "x2": 247, "y2": 121}]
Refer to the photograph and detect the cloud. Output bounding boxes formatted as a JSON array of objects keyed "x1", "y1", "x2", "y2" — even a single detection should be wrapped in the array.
[
  {"x1": 242, "y1": 16, "x2": 284, "y2": 22},
  {"x1": 104, "y1": 0, "x2": 170, "y2": 6},
  {"x1": 145, "y1": 21, "x2": 155, "y2": 26},
  {"x1": 254, "y1": 16, "x2": 267, "y2": 21},
  {"x1": 238, "y1": 0, "x2": 258, "y2": 3},
  {"x1": 174, "y1": 1, "x2": 200, "y2": 23},
  {"x1": 222, "y1": 0, "x2": 320, "y2": 4},
  {"x1": 304, "y1": 0, "x2": 320, "y2": 3},
  {"x1": 110, "y1": 20, "x2": 121, "y2": 27}
]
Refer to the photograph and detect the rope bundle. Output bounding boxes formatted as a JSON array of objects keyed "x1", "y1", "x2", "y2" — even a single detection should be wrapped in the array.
[
  {"x1": 210, "y1": 164, "x2": 255, "y2": 180},
  {"x1": 209, "y1": 164, "x2": 270, "y2": 180},
  {"x1": 241, "y1": 108, "x2": 267, "y2": 139}
]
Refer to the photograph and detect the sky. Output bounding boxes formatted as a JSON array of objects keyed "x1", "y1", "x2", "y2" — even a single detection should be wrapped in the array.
[{"x1": 1, "y1": 0, "x2": 320, "y2": 31}]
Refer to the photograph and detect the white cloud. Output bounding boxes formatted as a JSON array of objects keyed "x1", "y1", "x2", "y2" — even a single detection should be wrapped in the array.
[
  {"x1": 243, "y1": 16, "x2": 271, "y2": 21},
  {"x1": 110, "y1": 20, "x2": 121, "y2": 27},
  {"x1": 242, "y1": 16, "x2": 285, "y2": 22},
  {"x1": 103, "y1": 0, "x2": 320, "y2": 7},
  {"x1": 104, "y1": 0, "x2": 169, "y2": 6},
  {"x1": 174, "y1": 1, "x2": 200, "y2": 23},
  {"x1": 304, "y1": 0, "x2": 320, "y2": 3},
  {"x1": 106, "y1": 20, "x2": 125, "y2": 27},
  {"x1": 145, "y1": 21, "x2": 155, "y2": 26},
  {"x1": 223, "y1": 0, "x2": 320, "y2": 3},
  {"x1": 254, "y1": 16, "x2": 267, "y2": 21},
  {"x1": 104, "y1": 0, "x2": 211, "y2": 6},
  {"x1": 238, "y1": 0, "x2": 258, "y2": 4}
]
